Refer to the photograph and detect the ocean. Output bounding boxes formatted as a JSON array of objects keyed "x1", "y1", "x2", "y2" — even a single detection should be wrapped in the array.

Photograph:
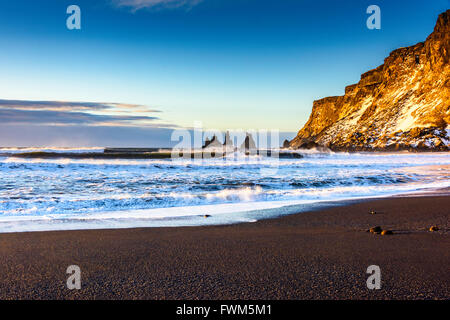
[{"x1": 0, "y1": 148, "x2": 449, "y2": 232}]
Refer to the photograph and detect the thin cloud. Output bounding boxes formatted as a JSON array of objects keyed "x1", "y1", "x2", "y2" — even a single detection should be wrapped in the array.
[
  {"x1": 0, "y1": 99, "x2": 160, "y2": 113},
  {"x1": 0, "y1": 99, "x2": 175, "y2": 128},
  {"x1": 112, "y1": 0, "x2": 203, "y2": 11},
  {"x1": 0, "y1": 109, "x2": 158, "y2": 126}
]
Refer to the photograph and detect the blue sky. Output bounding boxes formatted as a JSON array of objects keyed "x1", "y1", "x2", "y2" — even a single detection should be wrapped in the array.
[{"x1": 0, "y1": 0, "x2": 448, "y2": 146}]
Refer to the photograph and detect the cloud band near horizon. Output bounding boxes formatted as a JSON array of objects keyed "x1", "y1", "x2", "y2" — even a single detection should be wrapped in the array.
[{"x1": 0, "y1": 99, "x2": 177, "y2": 128}]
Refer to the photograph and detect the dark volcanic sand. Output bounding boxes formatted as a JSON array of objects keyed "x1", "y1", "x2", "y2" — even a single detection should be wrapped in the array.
[{"x1": 0, "y1": 196, "x2": 448, "y2": 300}]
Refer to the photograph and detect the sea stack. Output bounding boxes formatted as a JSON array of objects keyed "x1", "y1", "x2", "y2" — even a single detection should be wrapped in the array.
[
  {"x1": 224, "y1": 131, "x2": 234, "y2": 147},
  {"x1": 202, "y1": 135, "x2": 222, "y2": 149},
  {"x1": 240, "y1": 132, "x2": 257, "y2": 151}
]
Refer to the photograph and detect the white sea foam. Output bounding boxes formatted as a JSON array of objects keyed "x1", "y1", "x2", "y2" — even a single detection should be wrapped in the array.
[
  {"x1": 0, "y1": 147, "x2": 104, "y2": 154},
  {"x1": 0, "y1": 151, "x2": 449, "y2": 232}
]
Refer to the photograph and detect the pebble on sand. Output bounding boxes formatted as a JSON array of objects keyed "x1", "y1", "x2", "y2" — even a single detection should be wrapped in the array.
[{"x1": 369, "y1": 226, "x2": 382, "y2": 234}]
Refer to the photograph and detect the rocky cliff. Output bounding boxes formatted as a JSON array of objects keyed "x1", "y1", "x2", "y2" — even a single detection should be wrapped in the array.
[{"x1": 290, "y1": 10, "x2": 450, "y2": 151}]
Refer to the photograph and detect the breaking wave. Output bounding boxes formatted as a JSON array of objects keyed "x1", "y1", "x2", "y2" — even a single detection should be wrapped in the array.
[{"x1": 0, "y1": 150, "x2": 449, "y2": 232}]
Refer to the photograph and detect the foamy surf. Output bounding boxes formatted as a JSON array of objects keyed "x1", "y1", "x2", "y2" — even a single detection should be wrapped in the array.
[{"x1": 0, "y1": 150, "x2": 449, "y2": 232}]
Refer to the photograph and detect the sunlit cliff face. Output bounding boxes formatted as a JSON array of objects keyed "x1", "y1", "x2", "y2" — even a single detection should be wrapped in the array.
[{"x1": 291, "y1": 10, "x2": 450, "y2": 151}]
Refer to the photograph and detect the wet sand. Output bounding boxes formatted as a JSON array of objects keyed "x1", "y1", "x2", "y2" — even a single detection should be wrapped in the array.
[{"x1": 0, "y1": 195, "x2": 448, "y2": 300}]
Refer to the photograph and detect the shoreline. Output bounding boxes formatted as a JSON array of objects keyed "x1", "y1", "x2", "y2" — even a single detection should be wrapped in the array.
[
  {"x1": 0, "y1": 192, "x2": 448, "y2": 299},
  {"x1": 1, "y1": 186, "x2": 448, "y2": 234}
]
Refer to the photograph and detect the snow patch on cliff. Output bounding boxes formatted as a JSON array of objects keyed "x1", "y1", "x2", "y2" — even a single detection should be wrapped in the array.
[
  {"x1": 346, "y1": 98, "x2": 374, "y2": 126},
  {"x1": 394, "y1": 103, "x2": 422, "y2": 132}
]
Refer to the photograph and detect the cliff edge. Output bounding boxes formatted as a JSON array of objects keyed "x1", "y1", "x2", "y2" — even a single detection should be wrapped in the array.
[{"x1": 290, "y1": 10, "x2": 450, "y2": 151}]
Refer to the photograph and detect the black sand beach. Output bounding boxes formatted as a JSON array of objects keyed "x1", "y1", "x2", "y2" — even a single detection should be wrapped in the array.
[{"x1": 0, "y1": 195, "x2": 448, "y2": 300}]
